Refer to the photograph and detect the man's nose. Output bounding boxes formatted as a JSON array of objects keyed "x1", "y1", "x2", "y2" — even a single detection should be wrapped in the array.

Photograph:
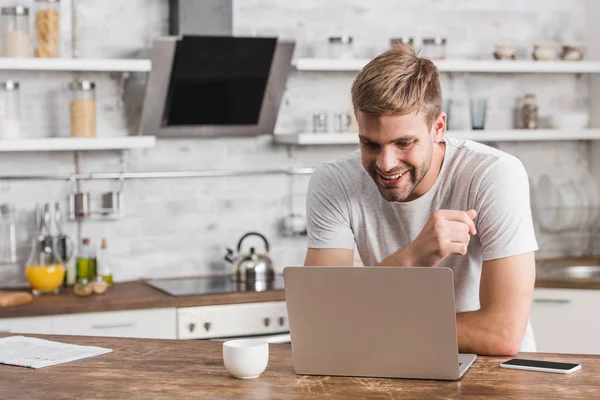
[{"x1": 376, "y1": 147, "x2": 399, "y2": 172}]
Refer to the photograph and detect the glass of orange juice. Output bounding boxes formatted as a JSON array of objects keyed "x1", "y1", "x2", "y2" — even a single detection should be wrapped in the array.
[{"x1": 25, "y1": 264, "x2": 65, "y2": 295}]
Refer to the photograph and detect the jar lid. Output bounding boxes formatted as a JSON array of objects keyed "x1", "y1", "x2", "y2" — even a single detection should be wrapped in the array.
[
  {"x1": 1, "y1": 6, "x2": 29, "y2": 16},
  {"x1": 329, "y1": 36, "x2": 353, "y2": 44},
  {"x1": 524, "y1": 93, "x2": 536, "y2": 98},
  {"x1": 0, "y1": 81, "x2": 19, "y2": 90},
  {"x1": 390, "y1": 37, "x2": 415, "y2": 45},
  {"x1": 35, "y1": 0, "x2": 60, "y2": 3},
  {"x1": 69, "y1": 80, "x2": 95, "y2": 91},
  {"x1": 423, "y1": 37, "x2": 447, "y2": 45}
]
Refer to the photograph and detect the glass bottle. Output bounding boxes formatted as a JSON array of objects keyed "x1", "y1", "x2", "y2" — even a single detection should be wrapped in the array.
[
  {"x1": 25, "y1": 236, "x2": 65, "y2": 296},
  {"x1": 76, "y1": 237, "x2": 91, "y2": 281},
  {"x1": 69, "y1": 80, "x2": 96, "y2": 138},
  {"x1": 523, "y1": 93, "x2": 539, "y2": 129},
  {"x1": 34, "y1": 0, "x2": 60, "y2": 58},
  {"x1": 0, "y1": 81, "x2": 21, "y2": 139},
  {"x1": 0, "y1": 203, "x2": 17, "y2": 265},
  {"x1": 97, "y1": 238, "x2": 113, "y2": 286},
  {"x1": 1, "y1": 6, "x2": 30, "y2": 57}
]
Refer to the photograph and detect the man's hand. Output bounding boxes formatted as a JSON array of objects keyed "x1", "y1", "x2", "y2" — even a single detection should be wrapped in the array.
[
  {"x1": 408, "y1": 209, "x2": 477, "y2": 267},
  {"x1": 378, "y1": 209, "x2": 477, "y2": 267}
]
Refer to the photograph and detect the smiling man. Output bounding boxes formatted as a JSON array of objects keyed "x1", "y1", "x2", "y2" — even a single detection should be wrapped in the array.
[{"x1": 304, "y1": 45, "x2": 538, "y2": 356}]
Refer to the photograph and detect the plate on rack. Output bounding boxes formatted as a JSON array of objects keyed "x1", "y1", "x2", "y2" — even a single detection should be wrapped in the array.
[{"x1": 535, "y1": 174, "x2": 559, "y2": 231}]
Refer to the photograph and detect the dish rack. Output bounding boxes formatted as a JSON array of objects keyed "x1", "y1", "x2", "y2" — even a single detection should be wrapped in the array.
[{"x1": 531, "y1": 172, "x2": 600, "y2": 260}]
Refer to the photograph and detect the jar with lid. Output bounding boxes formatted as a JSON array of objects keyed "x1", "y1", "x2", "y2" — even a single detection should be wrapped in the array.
[
  {"x1": 74, "y1": 278, "x2": 92, "y2": 296},
  {"x1": 390, "y1": 36, "x2": 415, "y2": 51},
  {"x1": 522, "y1": 93, "x2": 539, "y2": 129},
  {"x1": 34, "y1": 0, "x2": 60, "y2": 58},
  {"x1": 69, "y1": 80, "x2": 96, "y2": 138},
  {"x1": 328, "y1": 36, "x2": 354, "y2": 59},
  {"x1": 422, "y1": 37, "x2": 447, "y2": 60},
  {"x1": 0, "y1": 81, "x2": 21, "y2": 140},
  {"x1": 1, "y1": 7, "x2": 30, "y2": 57}
]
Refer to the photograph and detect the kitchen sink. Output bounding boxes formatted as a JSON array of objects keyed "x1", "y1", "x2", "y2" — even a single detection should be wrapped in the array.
[{"x1": 537, "y1": 264, "x2": 600, "y2": 279}]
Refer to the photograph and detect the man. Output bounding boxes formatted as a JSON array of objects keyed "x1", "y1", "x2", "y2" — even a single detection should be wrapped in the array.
[{"x1": 304, "y1": 45, "x2": 538, "y2": 356}]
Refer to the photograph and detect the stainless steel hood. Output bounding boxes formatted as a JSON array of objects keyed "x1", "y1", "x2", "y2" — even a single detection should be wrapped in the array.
[{"x1": 139, "y1": 35, "x2": 295, "y2": 138}]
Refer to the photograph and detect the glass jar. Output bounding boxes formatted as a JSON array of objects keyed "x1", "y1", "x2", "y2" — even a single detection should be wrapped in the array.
[
  {"x1": 0, "y1": 203, "x2": 17, "y2": 265},
  {"x1": 0, "y1": 81, "x2": 21, "y2": 140},
  {"x1": 390, "y1": 36, "x2": 415, "y2": 50},
  {"x1": 422, "y1": 37, "x2": 447, "y2": 60},
  {"x1": 69, "y1": 80, "x2": 96, "y2": 138},
  {"x1": 522, "y1": 93, "x2": 539, "y2": 129},
  {"x1": 34, "y1": 0, "x2": 60, "y2": 58},
  {"x1": 74, "y1": 278, "x2": 93, "y2": 296},
  {"x1": 328, "y1": 36, "x2": 354, "y2": 59},
  {"x1": 1, "y1": 6, "x2": 30, "y2": 57}
]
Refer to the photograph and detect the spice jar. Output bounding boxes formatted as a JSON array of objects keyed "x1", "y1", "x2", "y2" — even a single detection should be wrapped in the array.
[
  {"x1": 422, "y1": 37, "x2": 447, "y2": 60},
  {"x1": 34, "y1": 0, "x2": 60, "y2": 58},
  {"x1": 0, "y1": 81, "x2": 21, "y2": 139},
  {"x1": 69, "y1": 80, "x2": 96, "y2": 138},
  {"x1": 1, "y1": 7, "x2": 30, "y2": 58},
  {"x1": 328, "y1": 36, "x2": 354, "y2": 59},
  {"x1": 74, "y1": 278, "x2": 93, "y2": 296},
  {"x1": 522, "y1": 93, "x2": 539, "y2": 129}
]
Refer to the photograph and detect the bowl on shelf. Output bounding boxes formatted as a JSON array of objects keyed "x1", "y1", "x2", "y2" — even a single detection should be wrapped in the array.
[
  {"x1": 561, "y1": 45, "x2": 585, "y2": 61},
  {"x1": 549, "y1": 112, "x2": 589, "y2": 130},
  {"x1": 532, "y1": 43, "x2": 559, "y2": 61},
  {"x1": 494, "y1": 44, "x2": 517, "y2": 60}
]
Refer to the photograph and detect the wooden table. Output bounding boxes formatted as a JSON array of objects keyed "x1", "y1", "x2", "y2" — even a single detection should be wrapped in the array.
[{"x1": 0, "y1": 334, "x2": 597, "y2": 399}]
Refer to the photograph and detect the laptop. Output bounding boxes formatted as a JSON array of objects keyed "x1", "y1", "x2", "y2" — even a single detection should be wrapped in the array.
[{"x1": 283, "y1": 266, "x2": 477, "y2": 380}]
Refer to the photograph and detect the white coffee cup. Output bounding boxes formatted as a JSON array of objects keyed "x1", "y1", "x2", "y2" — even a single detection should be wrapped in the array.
[{"x1": 223, "y1": 339, "x2": 269, "y2": 379}]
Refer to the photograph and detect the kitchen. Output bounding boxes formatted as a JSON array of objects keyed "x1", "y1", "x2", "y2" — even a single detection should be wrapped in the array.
[{"x1": 1, "y1": 0, "x2": 600, "y2": 398}]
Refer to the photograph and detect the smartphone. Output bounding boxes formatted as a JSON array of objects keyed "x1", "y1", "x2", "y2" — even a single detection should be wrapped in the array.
[{"x1": 500, "y1": 358, "x2": 581, "y2": 374}]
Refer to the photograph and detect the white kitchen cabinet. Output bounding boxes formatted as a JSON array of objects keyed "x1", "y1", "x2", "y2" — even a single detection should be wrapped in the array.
[
  {"x1": 51, "y1": 308, "x2": 177, "y2": 339},
  {"x1": 0, "y1": 316, "x2": 53, "y2": 335},
  {"x1": 530, "y1": 288, "x2": 600, "y2": 354},
  {"x1": 177, "y1": 301, "x2": 289, "y2": 340}
]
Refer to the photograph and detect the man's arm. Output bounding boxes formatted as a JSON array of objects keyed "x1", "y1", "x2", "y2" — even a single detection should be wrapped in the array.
[
  {"x1": 457, "y1": 252, "x2": 535, "y2": 356},
  {"x1": 304, "y1": 248, "x2": 354, "y2": 266}
]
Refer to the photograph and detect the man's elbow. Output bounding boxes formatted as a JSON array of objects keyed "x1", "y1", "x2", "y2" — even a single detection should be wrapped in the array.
[{"x1": 486, "y1": 332, "x2": 523, "y2": 356}]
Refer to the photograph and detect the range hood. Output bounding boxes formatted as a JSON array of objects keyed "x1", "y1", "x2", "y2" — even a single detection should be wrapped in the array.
[{"x1": 139, "y1": 35, "x2": 295, "y2": 138}]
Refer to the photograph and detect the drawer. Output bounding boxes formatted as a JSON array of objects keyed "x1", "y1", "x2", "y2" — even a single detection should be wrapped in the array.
[
  {"x1": 52, "y1": 308, "x2": 177, "y2": 339},
  {"x1": 0, "y1": 316, "x2": 53, "y2": 335},
  {"x1": 177, "y1": 301, "x2": 288, "y2": 340}
]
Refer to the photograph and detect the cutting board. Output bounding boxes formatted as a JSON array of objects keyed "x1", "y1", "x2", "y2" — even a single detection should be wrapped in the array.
[{"x1": 0, "y1": 291, "x2": 33, "y2": 307}]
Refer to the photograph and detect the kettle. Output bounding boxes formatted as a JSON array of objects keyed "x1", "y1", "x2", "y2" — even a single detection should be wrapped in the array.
[{"x1": 225, "y1": 232, "x2": 274, "y2": 283}]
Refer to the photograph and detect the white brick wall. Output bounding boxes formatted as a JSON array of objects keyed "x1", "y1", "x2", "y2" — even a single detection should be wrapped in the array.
[{"x1": 0, "y1": 0, "x2": 591, "y2": 286}]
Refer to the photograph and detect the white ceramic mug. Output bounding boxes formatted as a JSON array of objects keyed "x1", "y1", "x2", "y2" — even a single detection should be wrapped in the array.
[{"x1": 223, "y1": 339, "x2": 269, "y2": 379}]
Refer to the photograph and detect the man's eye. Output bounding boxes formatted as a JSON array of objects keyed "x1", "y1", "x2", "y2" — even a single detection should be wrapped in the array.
[
  {"x1": 396, "y1": 141, "x2": 414, "y2": 148},
  {"x1": 361, "y1": 141, "x2": 379, "y2": 150}
]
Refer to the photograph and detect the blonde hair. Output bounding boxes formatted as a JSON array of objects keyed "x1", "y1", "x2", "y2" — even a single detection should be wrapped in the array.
[{"x1": 351, "y1": 44, "x2": 442, "y2": 126}]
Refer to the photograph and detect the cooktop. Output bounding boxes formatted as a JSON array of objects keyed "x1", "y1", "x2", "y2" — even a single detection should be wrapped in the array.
[{"x1": 146, "y1": 275, "x2": 285, "y2": 297}]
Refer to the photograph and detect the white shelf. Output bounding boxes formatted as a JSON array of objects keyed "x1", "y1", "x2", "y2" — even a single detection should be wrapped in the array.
[
  {"x1": 294, "y1": 58, "x2": 600, "y2": 73},
  {"x1": 0, "y1": 136, "x2": 156, "y2": 152},
  {"x1": 0, "y1": 58, "x2": 151, "y2": 72},
  {"x1": 274, "y1": 130, "x2": 600, "y2": 145}
]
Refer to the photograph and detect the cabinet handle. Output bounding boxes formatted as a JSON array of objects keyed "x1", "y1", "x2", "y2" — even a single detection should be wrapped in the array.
[
  {"x1": 91, "y1": 322, "x2": 136, "y2": 329},
  {"x1": 533, "y1": 298, "x2": 572, "y2": 304}
]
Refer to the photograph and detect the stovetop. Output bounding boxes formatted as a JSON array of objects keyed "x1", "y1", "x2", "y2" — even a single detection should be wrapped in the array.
[{"x1": 146, "y1": 275, "x2": 285, "y2": 297}]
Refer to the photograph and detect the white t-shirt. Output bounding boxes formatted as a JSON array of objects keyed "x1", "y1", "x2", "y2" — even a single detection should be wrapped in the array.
[{"x1": 306, "y1": 137, "x2": 539, "y2": 352}]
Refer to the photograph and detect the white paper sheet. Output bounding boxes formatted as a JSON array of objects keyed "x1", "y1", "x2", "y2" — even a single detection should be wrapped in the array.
[{"x1": 0, "y1": 336, "x2": 113, "y2": 369}]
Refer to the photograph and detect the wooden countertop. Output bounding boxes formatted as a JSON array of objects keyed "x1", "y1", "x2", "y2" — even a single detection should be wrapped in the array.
[
  {"x1": 0, "y1": 333, "x2": 596, "y2": 399},
  {"x1": 1, "y1": 268, "x2": 599, "y2": 320},
  {"x1": 0, "y1": 279, "x2": 285, "y2": 319}
]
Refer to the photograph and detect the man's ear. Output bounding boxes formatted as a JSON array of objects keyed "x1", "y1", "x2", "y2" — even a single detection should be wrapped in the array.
[{"x1": 432, "y1": 112, "x2": 446, "y2": 144}]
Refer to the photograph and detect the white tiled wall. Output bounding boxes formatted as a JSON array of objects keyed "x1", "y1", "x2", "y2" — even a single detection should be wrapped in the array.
[{"x1": 0, "y1": 0, "x2": 591, "y2": 285}]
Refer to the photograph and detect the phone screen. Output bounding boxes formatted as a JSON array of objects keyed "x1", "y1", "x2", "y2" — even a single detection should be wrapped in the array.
[{"x1": 502, "y1": 359, "x2": 579, "y2": 370}]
